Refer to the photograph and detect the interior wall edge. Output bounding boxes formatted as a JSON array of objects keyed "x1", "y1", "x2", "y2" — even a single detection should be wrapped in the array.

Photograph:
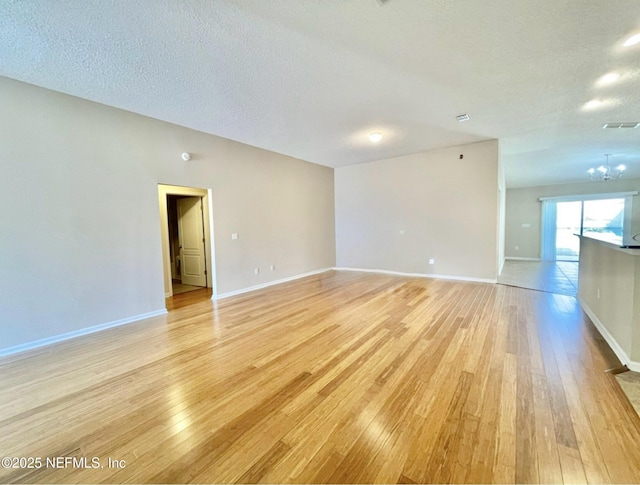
[
  {"x1": 215, "y1": 267, "x2": 333, "y2": 300},
  {"x1": 334, "y1": 267, "x2": 497, "y2": 284},
  {"x1": 578, "y1": 296, "x2": 640, "y2": 372},
  {"x1": 0, "y1": 309, "x2": 168, "y2": 358}
]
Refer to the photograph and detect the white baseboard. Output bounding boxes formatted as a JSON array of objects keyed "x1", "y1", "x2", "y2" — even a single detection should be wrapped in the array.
[
  {"x1": 578, "y1": 296, "x2": 640, "y2": 372},
  {"x1": 215, "y1": 268, "x2": 333, "y2": 300},
  {"x1": 334, "y1": 267, "x2": 496, "y2": 284},
  {"x1": 505, "y1": 257, "x2": 542, "y2": 261},
  {"x1": 0, "y1": 309, "x2": 168, "y2": 358}
]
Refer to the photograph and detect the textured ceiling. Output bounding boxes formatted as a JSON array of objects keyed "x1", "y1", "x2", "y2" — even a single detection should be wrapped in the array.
[{"x1": 1, "y1": 0, "x2": 640, "y2": 187}]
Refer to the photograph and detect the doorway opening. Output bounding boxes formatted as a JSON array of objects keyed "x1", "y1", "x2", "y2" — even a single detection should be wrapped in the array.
[
  {"x1": 167, "y1": 195, "x2": 207, "y2": 294},
  {"x1": 158, "y1": 184, "x2": 215, "y2": 305},
  {"x1": 500, "y1": 191, "x2": 635, "y2": 297}
]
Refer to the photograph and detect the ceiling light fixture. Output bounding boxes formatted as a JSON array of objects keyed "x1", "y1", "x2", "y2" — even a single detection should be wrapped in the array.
[
  {"x1": 588, "y1": 154, "x2": 626, "y2": 181},
  {"x1": 597, "y1": 72, "x2": 620, "y2": 85},
  {"x1": 623, "y1": 33, "x2": 640, "y2": 47},
  {"x1": 583, "y1": 99, "x2": 603, "y2": 110},
  {"x1": 369, "y1": 132, "x2": 382, "y2": 143}
]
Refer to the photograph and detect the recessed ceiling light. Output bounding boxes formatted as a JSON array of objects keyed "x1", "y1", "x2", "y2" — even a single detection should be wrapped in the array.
[
  {"x1": 597, "y1": 72, "x2": 621, "y2": 85},
  {"x1": 369, "y1": 132, "x2": 382, "y2": 143},
  {"x1": 583, "y1": 99, "x2": 603, "y2": 110},
  {"x1": 623, "y1": 33, "x2": 640, "y2": 47},
  {"x1": 456, "y1": 114, "x2": 471, "y2": 122}
]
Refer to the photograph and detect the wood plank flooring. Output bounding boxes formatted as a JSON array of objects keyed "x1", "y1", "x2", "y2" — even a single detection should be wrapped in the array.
[{"x1": 1, "y1": 270, "x2": 639, "y2": 483}]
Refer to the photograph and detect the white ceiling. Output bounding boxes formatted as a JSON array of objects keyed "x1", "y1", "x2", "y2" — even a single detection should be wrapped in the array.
[{"x1": 1, "y1": 0, "x2": 640, "y2": 187}]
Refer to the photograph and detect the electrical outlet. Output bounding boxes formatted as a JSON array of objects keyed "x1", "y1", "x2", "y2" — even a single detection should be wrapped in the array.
[
  {"x1": 270, "y1": 265, "x2": 275, "y2": 271},
  {"x1": 231, "y1": 233, "x2": 238, "y2": 240},
  {"x1": 515, "y1": 246, "x2": 519, "y2": 251},
  {"x1": 254, "y1": 267, "x2": 260, "y2": 275},
  {"x1": 428, "y1": 259, "x2": 435, "y2": 265}
]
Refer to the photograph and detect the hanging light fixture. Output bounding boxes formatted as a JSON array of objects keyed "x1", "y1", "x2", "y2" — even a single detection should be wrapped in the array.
[{"x1": 588, "y1": 154, "x2": 626, "y2": 181}]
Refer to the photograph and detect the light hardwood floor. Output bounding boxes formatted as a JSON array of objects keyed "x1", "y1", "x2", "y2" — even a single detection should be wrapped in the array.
[{"x1": 1, "y1": 271, "x2": 639, "y2": 484}]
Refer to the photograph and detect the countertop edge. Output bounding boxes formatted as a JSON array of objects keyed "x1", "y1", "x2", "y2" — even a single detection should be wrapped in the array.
[{"x1": 576, "y1": 234, "x2": 640, "y2": 256}]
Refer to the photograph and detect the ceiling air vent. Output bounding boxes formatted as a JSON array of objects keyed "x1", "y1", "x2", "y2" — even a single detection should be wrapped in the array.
[{"x1": 602, "y1": 122, "x2": 640, "y2": 129}]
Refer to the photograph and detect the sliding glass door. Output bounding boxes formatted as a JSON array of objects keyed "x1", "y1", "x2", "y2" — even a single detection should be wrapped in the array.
[
  {"x1": 556, "y1": 201, "x2": 582, "y2": 261},
  {"x1": 582, "y1": 198, "x2": 625, "y2": 244},
  {"x1": 541, "y1": 193, "x2": 632, "y2": 261}
]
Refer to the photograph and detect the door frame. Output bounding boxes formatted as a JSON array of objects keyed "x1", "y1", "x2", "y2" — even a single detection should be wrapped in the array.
[{"x1": 158, "y1": 184, "x2": 216, "y2": 299}]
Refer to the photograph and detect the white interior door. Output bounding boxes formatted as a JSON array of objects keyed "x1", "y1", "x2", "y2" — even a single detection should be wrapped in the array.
[{"x1": 177, "y1": 197, "x2": 207, "y2": 287}]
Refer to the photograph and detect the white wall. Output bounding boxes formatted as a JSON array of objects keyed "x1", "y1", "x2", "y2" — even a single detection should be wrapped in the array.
[
  {"x1": 0, "y1": 77, "x2": 335, "y2": 352},
  {"x1": 335, "y1": 140, "x2": 500, "y2": 281},
  {"x1": 505, "y1": 179, "x2": 640, "y2": 259},
  {"x1": 578, "y1": 237, "x2": 640, "y2": 369}
]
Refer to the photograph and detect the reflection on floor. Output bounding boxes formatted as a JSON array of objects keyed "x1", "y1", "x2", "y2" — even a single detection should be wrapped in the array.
[
  {"x1": 616, "y1": 371, "x2": 640, "y2": 417},
  {"x1": 498, "y1": 260, "x2": 579, "y2": 296},
  {"x1": 172, "y1": 279, "x2": 203, "y2": 295},
  {"x1": 166, "y1": 287, "x2": 212, "y2": 311}
]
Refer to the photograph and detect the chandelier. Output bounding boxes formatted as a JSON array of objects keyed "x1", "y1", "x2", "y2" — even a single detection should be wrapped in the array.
[{"x1": 588, "y1": 154, "x2": 626, "y2": 181}]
